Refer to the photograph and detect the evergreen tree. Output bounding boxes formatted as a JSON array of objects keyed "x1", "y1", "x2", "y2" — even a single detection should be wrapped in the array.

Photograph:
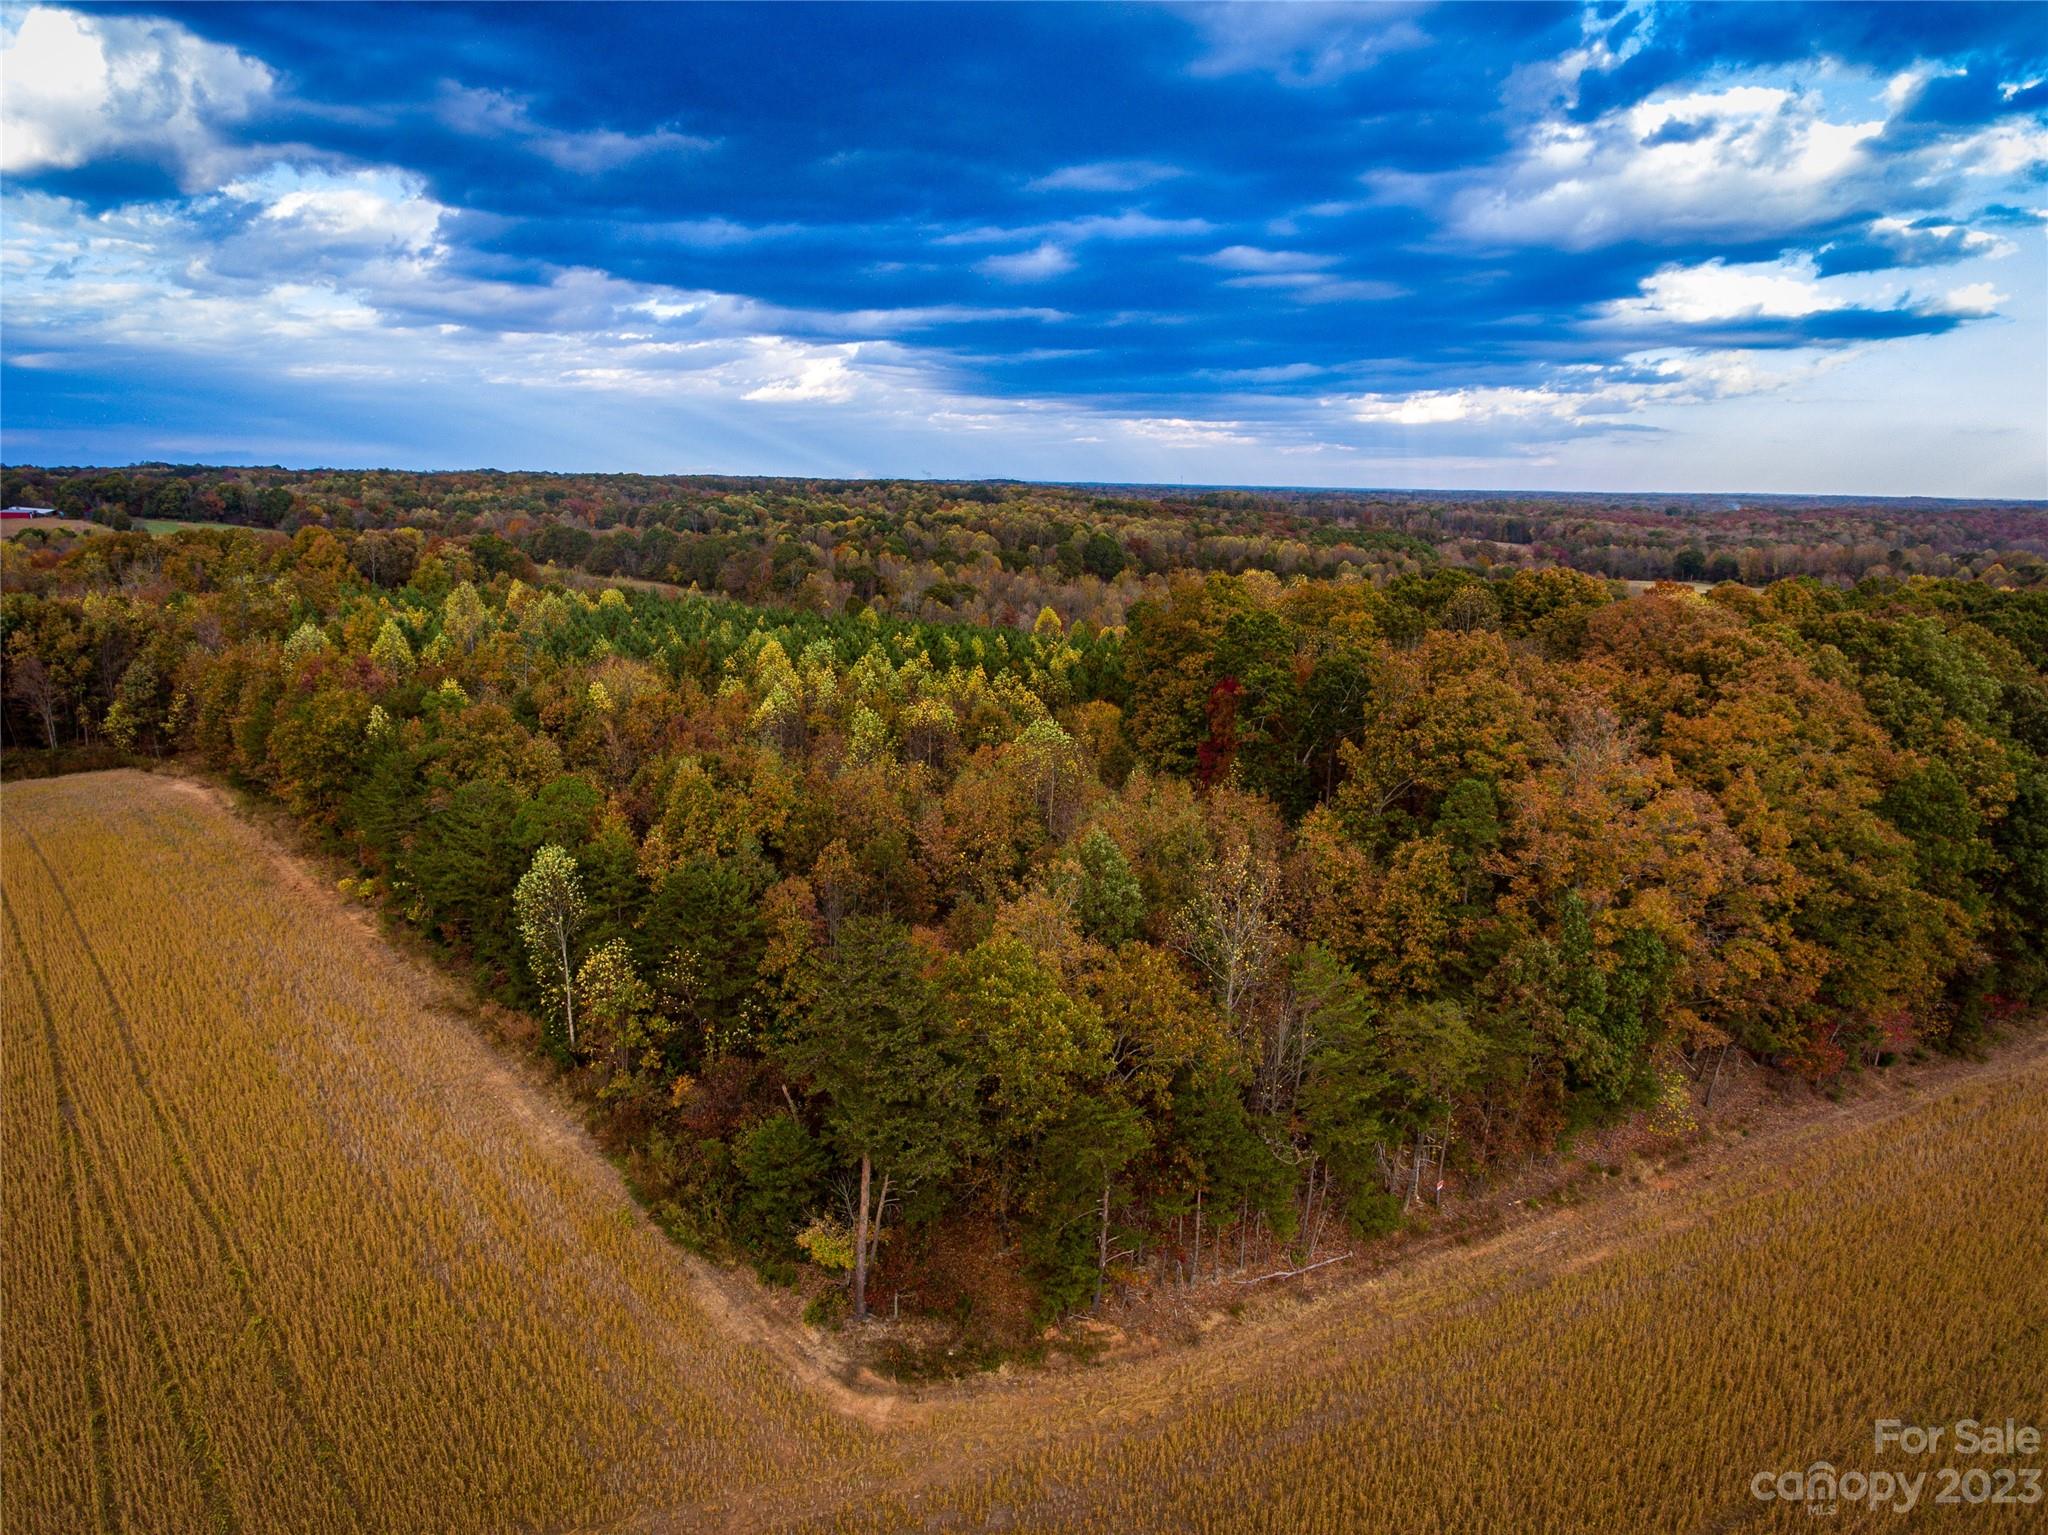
[{"x1": 781, "y1": 917, "x2": 972, "y2": 1320}]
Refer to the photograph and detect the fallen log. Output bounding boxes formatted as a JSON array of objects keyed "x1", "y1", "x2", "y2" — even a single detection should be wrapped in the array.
[{"x1": 1232, "y1": 1252, "x2": 1352, "y2": 1286}]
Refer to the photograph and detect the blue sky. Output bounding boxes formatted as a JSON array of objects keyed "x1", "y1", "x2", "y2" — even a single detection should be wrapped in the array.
[{"x1": 2, "y1": 1, "x2": 2044, "y2": 495}]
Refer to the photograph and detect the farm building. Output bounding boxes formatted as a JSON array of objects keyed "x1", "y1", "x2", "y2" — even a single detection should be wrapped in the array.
[{"x1": 0, "y1": 506, "x2": 57, "y2": 519}]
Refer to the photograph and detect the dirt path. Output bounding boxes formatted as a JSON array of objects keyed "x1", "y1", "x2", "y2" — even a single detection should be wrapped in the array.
[{"x1": 642, "y1": 1028, "x2": 2048, "y2": 1535}]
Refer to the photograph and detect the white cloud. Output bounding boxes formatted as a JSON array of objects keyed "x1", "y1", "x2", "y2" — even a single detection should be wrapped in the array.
[
  {"x1": 830, "y1": 303, "x2": 1069, "y2": 330},
  {"x1": 1027, "y1": 160, "x2": 1182, "y2": 194},
  {"x1": 1205, "y1": 362, "x2": 1328, "y2": 383},
  {"x1": 634, "y1": 298, "x2": 1068, "y2": 333},
  {"x1": 1849, "y1": 216, "x2": 2015, "y2": 267},
  {"x1": 224, "y1": 166, "x2": 446, "y2": 255},
  {"x1": 1594, "y1": 252, "x2": 2012, "y2": 331},
  {"x1": 1351, "y1": 386, "x2": 1563, "y2": 425},
  {"x1": 977, "y1": 242, "x2": 1075, "y2": 282},
  {"x1": 1185, "y1": 3, "x2": 1429, "y2": 86},
  {"x1": 940, "y1": 211, "x2": 1212, "y2": 246},
  {"x1": 434, "y1": 82, "x2": 712, "y2": 171},
  {"x1": 1120, "y1": 416, "x2": 1257, "y2": 446},
  {"x1": 6, "y1": 180, "x2": 1351, "y2": 470},
  {"x1": 740, "y1": 342, "x2": 862, "y2": 403},
  {"x1": 1220, "y1": 272, "x2": 1405, "y2": 303},
  {"x1": 0, "y1": 5, "x2": 274, "y2": 189},
  {"x1": 652, "y1": 217, "x2": 802, "y2": 247},
  {"x1": 5, "y1": 2, "x2": 2036, "y2": 493},
  {"x1": 1421, "y1": 81, "x2": 1887, "y2": 250},
  {"x1": 1197, "y1": 245, "x2": 1335, "y2": 273},
  {"x1": 1931, "y1": 120, "x2": 2048, "y2": 179},
  {"x1": 1291, "y1": 278, "x2": 1405, "y2": 304},
  {"x1": 0, "y1": 179, "x2": 1064, "y2": 429},
  {"x1": 536, "y1": 126, "x2": 711, "y2": 174},
  {"x1": 1930, "y1": 282, "x2": 2006, "y2": 318},
  {"x1": 1883, "y1": 66, "x2": 1951, "y2": 113},
  {"x1": 1602, "y1": 255, "x2": 1837, "y2": 325},
  {"x1": 1397, "y1": 61, "x2": 2048, "y2": 256},
  {"x1": 1347, "y1": 347, "x2": 1855, "y2": 428},
  {"x1": 1194, "y1": 248, "x2": 1402, "y2": 303},
  {"x1": 1543, "y1": 0, "x2": 1658, "y2": 104}
]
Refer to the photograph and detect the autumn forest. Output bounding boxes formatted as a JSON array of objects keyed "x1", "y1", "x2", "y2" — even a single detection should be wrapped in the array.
[{"x1": 4, "y1": 470, "x2": 2045, "y2": 1351}]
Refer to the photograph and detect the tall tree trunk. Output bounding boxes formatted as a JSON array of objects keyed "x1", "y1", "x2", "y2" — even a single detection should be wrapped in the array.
[
  {"x1": 1307, "y1": 1162, "x2": 1331, "y2": 1258},
  {"x1": 1192, "y1": 1187, "x2": 1203, "y2": 1286},
  {"x1": 1705, "y1": 1043, "x2": 1729, "y2": 1111},
  {"x1": 1409, "y1": 1127, "x2": 1424, "y2": 1207},
  {"x1": 559, "y1": 930, "x2": 576, "y2": 1049},
  {"x1": 869, "y1": 1173, "x2": 891, "y2": 1296},
  {"x1": 853, "y1": 1153, "x2": 871, "y2": 1322},
  {"x1": 1093, "y1": 1174, "x2": 1111, "y2": 1312}
]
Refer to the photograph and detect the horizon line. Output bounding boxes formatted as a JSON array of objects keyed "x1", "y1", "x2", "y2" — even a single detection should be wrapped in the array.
[{"x1": 6, "y1": 461, "x2": 2045, "y2": 508}]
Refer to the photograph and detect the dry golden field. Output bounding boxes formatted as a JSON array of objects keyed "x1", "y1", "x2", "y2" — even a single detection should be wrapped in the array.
[
  {"x1": 1, "y1": 771, "x2": 868, "y2": 1533},
  {"x1": 5, "y1": 770, "x2": 2045, "y2": 1534}
]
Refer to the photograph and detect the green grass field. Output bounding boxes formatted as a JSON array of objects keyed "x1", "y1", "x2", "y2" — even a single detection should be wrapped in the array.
[{"x1": 142, "y1": 519, "x2": 252, "y2": 535}]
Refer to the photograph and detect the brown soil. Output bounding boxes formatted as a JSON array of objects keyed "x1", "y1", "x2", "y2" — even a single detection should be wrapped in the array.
[{"x1": 0, "y1": 516, "x2": 104, "y2": 538}]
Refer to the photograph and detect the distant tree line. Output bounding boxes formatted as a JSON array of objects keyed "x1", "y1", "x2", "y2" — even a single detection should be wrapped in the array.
[{"x1": 5, "y1": 466, "x2": 2040, "y2": 610}]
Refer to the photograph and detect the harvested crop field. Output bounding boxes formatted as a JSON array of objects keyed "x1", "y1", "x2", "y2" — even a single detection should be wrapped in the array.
[
  {"x1": 1, "y1": 771, "x2": 866, "y2": 1533},
  {"x1": 5, "y1": 770, "x2": 2046, "y2": 1533}
]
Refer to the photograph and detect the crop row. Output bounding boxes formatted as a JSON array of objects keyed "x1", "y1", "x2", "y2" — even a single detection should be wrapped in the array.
[{"x1": 1, "y1": 774, "x2": 870, "y2": 1534}]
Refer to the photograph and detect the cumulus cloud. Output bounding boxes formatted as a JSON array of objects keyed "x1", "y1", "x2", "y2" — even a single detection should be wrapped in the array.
[
  {"x1": 738, "y1": 341, "x2": 862, "y2": 403},
  {"x1": 0, "y1": 177, "x2": 1364, "y2": 475},
  {"x1": 2, "y1": 0, "x2": 2040, "y2": 488},
  {"x1": 1816, "y1": 215, "x2": 2016, "y2": 276},
  {"x1": 1591, "y1": 252, "x2": 2010, "y2": 339},
  {"x1": 1348, "y1": 347, "x2": 1852, "y2": 427},
  {"x1": 1601, "y1": 256, "x2": 1839, "y2": 325},
  {"x1": 1399, "y1": 68, "x2": 2048, "y2": 254},
  {"x1": 1926, "y1": 119, "x2": 2048, "y2": 179},
  {"x1": 222, "y1": 166, "x2": 447, "y2": 256},
  {"x1": 1439, "y1": 83, "x2": 1887, "y2": 249},
  {"x1": 1926, "y1": 281, "x2": 2006, "y2": 318},
  {"x1": 1352, "y1": 387, "x2": 1554, "y2": 426},
  {"x1": 0, "y1": 5, "x2": 275, "y2": 188},
  {"x1": 1, "y1": 177, "x2": 1065, "y2": 426}
]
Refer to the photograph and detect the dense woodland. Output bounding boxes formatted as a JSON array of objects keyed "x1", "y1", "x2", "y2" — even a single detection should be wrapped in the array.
[
  {"x1": 6, "y1": 465, "x2": 2045, "y2": 626},
  {"x1": 4, "y1": 502, "x2": 2046, "y2": 1341}
]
